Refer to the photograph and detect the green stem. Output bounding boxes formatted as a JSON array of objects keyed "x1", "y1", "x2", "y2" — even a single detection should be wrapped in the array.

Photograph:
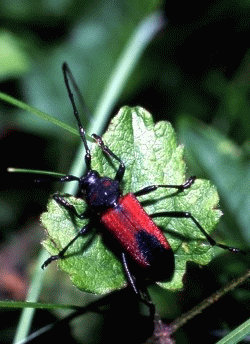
[
  {"x1": 13, "y1": 251, "x2": 48, "y2": 344},
  {"x1": 0, "y1": 92, "x2": 78, "y2": 136}
]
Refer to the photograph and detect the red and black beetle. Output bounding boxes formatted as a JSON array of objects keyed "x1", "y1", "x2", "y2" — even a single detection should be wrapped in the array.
[{"x1": 42, "y1": 63, "x2": 240, "y2": 308}]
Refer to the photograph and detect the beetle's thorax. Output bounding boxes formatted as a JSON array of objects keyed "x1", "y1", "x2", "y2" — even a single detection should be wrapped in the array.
[{"x1": 79, "y1": 170, "x2": 121, "y2": 211}]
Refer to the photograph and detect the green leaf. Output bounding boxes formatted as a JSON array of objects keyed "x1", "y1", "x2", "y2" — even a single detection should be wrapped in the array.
[
  {"x1": 41, "y1": 106, "x2": 222, "y2": 294},
  {"x1": 178, "y1": 115, "x2": 250, "y2": 245}
]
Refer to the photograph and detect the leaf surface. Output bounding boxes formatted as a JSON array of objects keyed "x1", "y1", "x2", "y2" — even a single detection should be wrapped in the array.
[{"x1": 42, "y1": 107, "x2": 221, "y2": 293}]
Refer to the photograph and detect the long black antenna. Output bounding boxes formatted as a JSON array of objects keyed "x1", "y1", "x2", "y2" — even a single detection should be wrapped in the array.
[{"x1": 62, "y1": 62, "x2": 91, "y2": 170}]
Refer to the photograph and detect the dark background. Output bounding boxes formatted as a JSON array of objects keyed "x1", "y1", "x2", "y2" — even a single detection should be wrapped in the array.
[{"x1": 1, "y1": 0, "x2": 250, "y2": 343}]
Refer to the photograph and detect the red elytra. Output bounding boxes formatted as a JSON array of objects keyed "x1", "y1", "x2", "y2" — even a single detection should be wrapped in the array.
[{"x1": 101, "y1": 193, "x2": 174, "y2": 282}]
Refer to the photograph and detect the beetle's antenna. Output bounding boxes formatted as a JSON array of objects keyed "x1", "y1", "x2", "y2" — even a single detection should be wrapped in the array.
[{"x1": 62, "y1": 62, "x2": 91, "y2": 170}]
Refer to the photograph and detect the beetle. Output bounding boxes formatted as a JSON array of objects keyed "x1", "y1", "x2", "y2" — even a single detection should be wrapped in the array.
[{"x1": 41, "y1": 63, "x2": 240, "y2": 307}]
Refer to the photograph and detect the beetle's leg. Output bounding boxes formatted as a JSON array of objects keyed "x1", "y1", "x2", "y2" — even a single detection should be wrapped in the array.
[
  {"x1": 42, "y1": 223, "x2": 91, "y2": 269},
  {"x1": 121, "y1": 252, "x2": 155, "y2": 319},
  {"x1": 151, "y1": 211, "x2": 241, "y2": 254},
  {"x1": 53, "y1": 193, "x2": 86, "y2": 219},
  {"x1": 134, "y1": 176, "x2": 196, "y2": 197}
]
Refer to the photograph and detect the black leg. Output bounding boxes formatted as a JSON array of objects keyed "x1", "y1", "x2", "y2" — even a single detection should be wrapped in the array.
[
  {"x1": 42, "y1": 194, "x2": 90, "y2": 269},
  {"x1": 134, "y1": 176, "x2": 196, "y2": 197},
  {"x1": 53, "y1": 193, "x2": 86, "y2": 219},
  {"x1": 151, "y1": 210, "x2": 241, "y2": 254},
  {"x1": 121, "y1": 252, "x2": 155, "y2": 318},
  {"x1": 42, "y1": 223, "x2": 91, "y2": 269},
  {"x1": 121, "y1": 252, "x2": 139, "y2": 295}
]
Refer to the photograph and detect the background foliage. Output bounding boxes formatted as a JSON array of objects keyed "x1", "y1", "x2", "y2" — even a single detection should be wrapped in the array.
[{"x1": 1, "y1": 0, "x2": 250, "y2": 343}]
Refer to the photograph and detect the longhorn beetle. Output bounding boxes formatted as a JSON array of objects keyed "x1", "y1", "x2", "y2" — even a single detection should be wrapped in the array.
[{"x1": 40, "y1": 63, "x2": 240, "y2": 313}]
